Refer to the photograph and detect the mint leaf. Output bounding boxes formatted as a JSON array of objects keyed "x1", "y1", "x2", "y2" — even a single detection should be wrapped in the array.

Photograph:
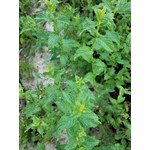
[
  {"x1": 74, "y1": 46, "x2": 93, "y2": 63},
  {"x1": 62, "y1": 39, "x2": 80, "y2": 51},
  {"x1": 48, "y1": 33, "x2": 60, "y2": 49},
  {"x1": 84, "y1": 72, "x2": 95, "y2": 86},
  {"x1": 79, "y1": 112, "x2": 100, "y2": 128},
  {"x1": 23, "y1": 104, "x2": 41, "y2": 118},
  {"x1": 56, "y1": 116, "x2": 76, "y2": 138},
  {"x1": 83, "y1": 136, "x2": 99, "y2": 150},
  {"x1": 105, "y1": 30, "x2": 121, "y2": 45},
  {"x1": 92, "y1": 59, "x2": 106, "y2": 76},
  {"x1": 94, "y1": 35, "x2": 116, "y2": 52},
  {"x1": 80, "y1": 18, "x2": 97, "y2": 35}
]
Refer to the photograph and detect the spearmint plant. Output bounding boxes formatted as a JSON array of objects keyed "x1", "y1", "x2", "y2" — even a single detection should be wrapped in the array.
[{"x1": 20, "y1": 0, "x2": 131, "y2": 149}]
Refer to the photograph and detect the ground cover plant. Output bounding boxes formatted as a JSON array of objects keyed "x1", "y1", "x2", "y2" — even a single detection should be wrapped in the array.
[{"x1": 19, "y1": 0, "x2": 131, "y2": 149}]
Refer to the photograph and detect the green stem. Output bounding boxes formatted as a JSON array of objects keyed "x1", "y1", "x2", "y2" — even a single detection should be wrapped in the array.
[{"x1": 96, "y1": 22, "x2": 101, "y2": 37}]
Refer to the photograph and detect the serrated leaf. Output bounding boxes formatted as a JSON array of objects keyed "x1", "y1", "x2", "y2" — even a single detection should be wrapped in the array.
[
  {"x1": 23, "y1": 104, "x2": 41, "y2": 118},
  {"x1": 103, "y1": 12, "x2": 115, "y2": 30},
  {"x1": 80, "y1": 18, "x2": 96, "y2": 35},
  {"x1": 74, "y1": 46, "x2": 93, "y2": 63},
  {"x1": 35, "y1": 11, "x2": 53, "y2": 23},
  {"x1": 65, "y1": 80, "x2": 77, "y2": 91},
  {"x1": 56, "y1": 100, "x2": 73, "y2": 114},
  {"x1": 62, "y1": 91, "x2": 72, "y2": 102},
  {"x1": 100, "y1": 36, "x2": 116, "y2": 52},
  {"x1": 116, "y1": 1, "x2": 131, "y2": 13},
  {"x1": 105, "y1": 30, "x2": 121, "y2": 45},
  {"x1": 56, "y1": 12, "x2": 71, "y2": 31},
  {"x1": 83, "y1": 136, "x2": 99, "y2": 150},
  {"x1": 79, "y1": 112, "x2": 100, "y2": 128},
  {"x1": 48, "y1": 33, "x2": 60, "y2": 49},
  {"x1": 56, "y1": 116, "x2": 75, "y2": 138},
  {"x1": 62, "y1": 39, "x2": 80, "y2": 51},
  {"x1": 94, "y1": 35, "x2": 116, "y2": 52},
  {"x1": 80, "y1": 89, "x2": 96, "y2": 104},
  {"x1": 65, "y1": 139, "x2": 77, "y2": 150},
  {"x1": 92, "y1": 59, "x2": 106, "y2": 75},
  {"x1": 65, "y1": 129, "x2": 78, "y2": 150},
  {"x1": 102, "y1": 0, "x2": 113, "y2": 12}
]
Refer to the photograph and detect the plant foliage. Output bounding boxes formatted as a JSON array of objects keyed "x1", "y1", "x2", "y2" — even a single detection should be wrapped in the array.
[{"x1": 19, "y1": 0, "x2": 131, "y2": 149}]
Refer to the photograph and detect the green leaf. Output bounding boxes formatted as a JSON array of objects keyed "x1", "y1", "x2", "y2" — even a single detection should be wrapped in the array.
[
  {"x1": 116, "y1": 1, "x2": 131, "y2": 13},
  {"x1": 117, "y1": 96, "x2": 125, "y2": 104},
  {"x1": 102, "y1": 0, "x2": 113, "y2": 12},
  {"x1": 62, "y1": 39, "x2": 80, "y2": 51},
  {"x1": 123, "y1": 33, "x2": 131, "y2": 54},
  {"x1": 104, "y1": 67, "x2": 115, "y2": 80},
  {"x1": 92, "y1": 59, "x2": 106, "y2": 76},
  {"x1": 65, "y1": 139, "x2": 77, "y2": 150},
  {"x1": 103, "y1": 12, "x2": 115, "y2": 30},
  {"x1": 35, "y1": 11, "x2": 52, "y2": 23},
  {"x1": 56, "y1": 100, "x2": 73, "y2": 114},
  {"x1": 24, "y1": 124, "x2": 33, "y2": 133},
  {"x1": 83, "y1": 136, "x2": 99, "y2": 150},
  {"x1": 80, "y1": 18, "x2": 97, "y2": 35},
  {"x1": 123, "y1": 120, "x2": 131, "y2": 129},
  {"x1": 23, "y1": 104, "x2": 41, "y2": 118},
  {"x1": 118, "y1": 59, "x2": 130, "y2": 68},
  {"x1": 24, "y1": 91, "x2": 33, "y2": 101},
  {"x1": 94, "y1": 143, "x2": 125, "y2": 150},
  {"x1": 37, "y1": 142, "x2": 45, "y2": 150},
  {"x1": 79, "y1": 112, "x2": 100, "y2": 128},
  {"x1": 65, "y1": 80, "x2": 77, "y2": 92},
  {"x1": 56, "y1": 12, "x2": 71, "y2": 31},
  {"x1": 115, "y1": 134, "x2": 124, "y2": 140},
  {"x1": 84, "y1": 72, "x2": 95, "y2": 86},
  {"x1": 48, "y1": 33, "x2": 60, "y2": 49},
  {"x1": 20, "y1": 0, "x2": 131, "y2": 148},
  {"x1": 32, "y1": 116, "x2": 41, "y2": 127},
  {"x1": 74, "y1": 46, "x2": 93, "y2": 63},
  {"x1": 111, "y1": 143, "x2": 124, "y2": 150},
  {"x1": 56, "y1": 116, "x2": 76, "y2": 138},
  {"x1": 94, "y1": 35, "x2": 116, "y2": 52},
  {"x1": 109, "y1": 97, "x2": 117, "y2": 105},
  {"x1": 105, "y1": 30, "x2": 121, "y2": 45},
  {"x1": 60, "y1": 55, "x2": 68, "y2": 66},
  {"x1": 117, "y1": 86, "x2": 126, "y2": 104},
  {"x1": 126, "y1": 33, "x2": 131, "y2": 44},
  {"x1": 125, "y1": 128, "x2": 131, "y2": 139},
  {"x1": 65, "y1": 128, "x2": 78, "y2": 150},
  {"x1": 37, "y1": 126, "x2": 44, "y2": 135}
]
